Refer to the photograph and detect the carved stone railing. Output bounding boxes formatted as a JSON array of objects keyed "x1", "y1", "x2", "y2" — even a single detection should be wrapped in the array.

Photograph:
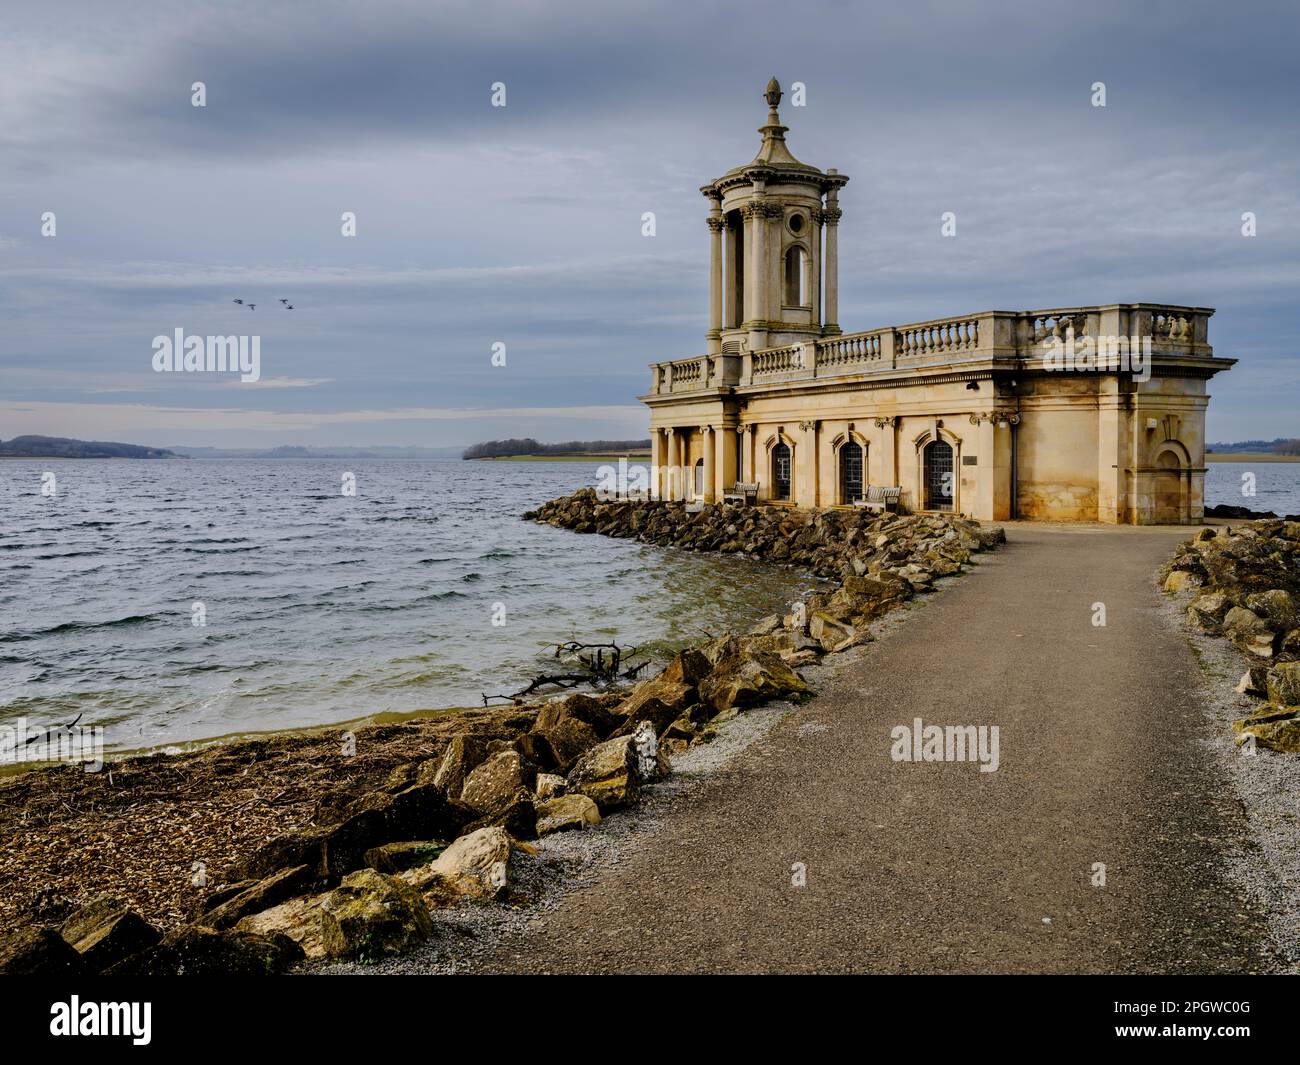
[{"x1": 646, "y1": 303, "x2": 1215, "y2": 395}]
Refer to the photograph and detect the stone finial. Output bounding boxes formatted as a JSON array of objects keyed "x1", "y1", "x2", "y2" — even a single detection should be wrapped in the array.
[{"x1": 759, "y1": 75, "x2": 780, "y2": 111}]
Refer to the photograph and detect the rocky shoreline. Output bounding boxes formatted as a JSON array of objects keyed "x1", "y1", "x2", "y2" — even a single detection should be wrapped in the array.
[
  {"x1": 1165, "y1": 518, "x2": 1300, "y2": 752},
  {"x1": 0, "y1": 491, "x2": 1003, "y2": 975}
]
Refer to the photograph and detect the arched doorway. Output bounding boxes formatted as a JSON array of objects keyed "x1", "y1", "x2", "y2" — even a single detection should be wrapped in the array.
[
  {"x1": 923, "y1": 438, "x2": 954, "y2": 511},
  {"x1": 1153, "y1": 449, "x2": 1184, "y2": 523},
  {"x1": 772, "y1": 442, "x2": 792, "y2": 501},
  {"x1": 839, "y1": 441, "x2": 864, "y2": 504}
]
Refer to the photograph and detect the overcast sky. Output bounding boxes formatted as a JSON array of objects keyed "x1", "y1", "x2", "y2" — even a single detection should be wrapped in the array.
[{"x1": 1, "y1": 0, "x2": 1296, "y2": 447}]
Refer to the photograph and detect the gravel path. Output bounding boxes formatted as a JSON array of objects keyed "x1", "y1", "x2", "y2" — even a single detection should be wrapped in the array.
[{"x1": 339, "y1": 522, "x2": 1288, "y2": 975}]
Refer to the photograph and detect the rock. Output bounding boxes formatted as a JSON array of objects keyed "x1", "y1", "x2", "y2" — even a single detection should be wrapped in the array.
[
  {"x1": 566, "y1": 735, "x2": 641, "y2": 812},
  {"x1": 1164, "y1": 569, "x2": 1202, "y2": 593},
  {"x1": 529, "y1": 717, "x2": 599, "y2": 774},
  {"x1": 402, "y1": 826, "x2": 514, "y2": 900},
  {"x1": 460, "y1": 749, "x2": 530, "y2": 816},
  {"x1": 235, "y1": 895, "x2": 327, "y2": 959},
  {"x1": 1236, "y1": 667, "x2": 1269, "y2": 696},
  {"x1": 432, "y1": 735, "x2": 496, "y2": 798},
  {"x1": 0, "y1": 926, "x2": 86, "y2": 975},
  {"x1": 201, "y1": 879, "x2": 258, "y2": 913},
  {"x1": 200, "y1": 865, "x2": 314, "y2": 931},
  {"x1": 317, "y1": 869, "x2": 432, "y2": 961},
  {"x1": 1231, "y1": 704, "x2": 1297, "y2": 732},
  {"x1": 1237, "y1": 718, "x2": 1300, "y2": 754},
  {"x1": 630, "y1": 720, "x2": 670, "y2": 783},
  {"x1": 697, "y1": 649, "x2": 808, "y2": 713},
  {"x1": 1246, "y1": 589, "x2": 1300, "y2": 630},
  {"x1": 534, "y1": 772, "x2": 567, "y2": 799},
  {"x1": 809, "y1": 610, "x2": 859, "y2": 653},
  {"x1": 1223, "y1": 607, "x2": 1276, "y2": 658},
  {"x1": 1282, "y1": 629, "x2": 1300, "y2": 657},
  {"x1": 103, "y1": 926, "x2": 303, "y2": 975},
  {"x1": 1266, "y1": 662, "x2": 1300, "y2": 707},
  {"x1": 535, "y1": 794, "x2": 601, "y2": 835},
  {"x1": 1188, "y1": 592, "x2": 1234, "y2": 632},
  {"x1": 59, "y1": 896, "x2": 160, "y2": 971},
  {"x1": 533, "y1": 692, "x2": 622, "y2": 738},
  {"x1": 235, "y1": 783, "x2": 474, "y2": 881},
  {"x1": 612, "y1": 649, "x2": 712, "y2": 736},
  {"x1": 748, "y1": 614, "x2": 782, "y2": 636},
  {"x1": 363, "y1": 841, "x2": 448, "y2": 874}
]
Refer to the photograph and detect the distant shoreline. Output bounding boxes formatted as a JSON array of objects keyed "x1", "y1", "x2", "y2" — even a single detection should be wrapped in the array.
[
  {"x1": 1206, "y1": 453, "x2": 1300, "y2": 463},
  {"x1": 469, "y1": 452, "x2": 651, "y2": 462}
]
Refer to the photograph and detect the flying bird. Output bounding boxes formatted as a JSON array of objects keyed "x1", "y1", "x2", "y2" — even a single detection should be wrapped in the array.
[
  {"x1": 280, "y1": 299, "x2": 295, "y2": 310},
  {"x1": 248, "y1": 303, "x2": 256, "y2": 311},
  {"x1": 279, "y1": 299, "x2": 289, "y2": 305},
  {"x1": 232, "y1": 299, "x2": 243, "y2": 305}
]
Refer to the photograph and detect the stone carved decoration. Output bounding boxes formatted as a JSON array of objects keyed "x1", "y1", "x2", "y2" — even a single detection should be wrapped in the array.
[
  {"x1": 873, "y1": 416, "x2": 898, "y2": 428},
  {"x1": 821, "y1": 205, "x2": 843, "y2": 226},
  {"x1": 798, "y1": 420, "x2": 817, "y2": 432},
  {"x1": 1162, "y1": 413, "x2": 1181, "y2": 441},
  {"x1": 968, "y1": 411, "x2": 1021, "y2": 426},
  {"x1": 706, "y1": 217, "x2": 725, "y2": 233}
]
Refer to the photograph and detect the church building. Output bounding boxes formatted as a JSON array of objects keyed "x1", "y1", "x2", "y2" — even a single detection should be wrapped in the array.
[{"x1": 640, "y1": 78, "x2": 1235, "y2": 523}]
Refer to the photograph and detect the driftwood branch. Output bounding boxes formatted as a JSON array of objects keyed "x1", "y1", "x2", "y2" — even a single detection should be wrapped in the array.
[{"x1": 481, "y1": 640, "x2": 649, "y2": 706}]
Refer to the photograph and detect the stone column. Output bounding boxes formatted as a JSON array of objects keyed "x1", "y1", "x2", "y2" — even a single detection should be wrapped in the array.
[
  {"x1": 724, "y1": 215, "x2": 739, "y2": 330},
  {"x1": 715, "y1": 425, "x2": 737, "y2": 497},
  {"x1": 810, "y1": 204, "x2": 823, "y2": 328},
  {"x1": 650, "y1": 427, "x2": 664, "y2": 500},
  {"x1": 739, "y1": 425, "x2": 753, "y2": 483},
  {"x1": 823, "y1": 190, "x2": 842, "y2": 336},
  {"x1": 664, "y1": 429, "x2": 678, "y2": 501},
  {"x1": 746, "y1": 198, "x2": 768, "y2": 352},
  {"x1": 797, "y1": 420, "x2": 819, "y2": 507},
  {"x1": 701, "y1": 426, "x2": 716, "y2": 502},
  {"x1": 707, "y1": 205, "x2": 724, "y2": 354},
  {"x1": 874, "y1": 416, "x2": 898, "y2": 493}
]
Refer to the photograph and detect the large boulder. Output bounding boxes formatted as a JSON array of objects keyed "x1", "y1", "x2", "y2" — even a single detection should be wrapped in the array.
[
  {"x1": 431, "y1": 735, "x2": 497, "y2": 798},
  {"x1": 535, "y1": 794, "x2": 601, "y2": 835},
  {"x1": 460, "y1": 749, "x2": 530, "y2": 817},
  {"x1": 1237, "y1": 718, "x2": 1300, "y2": 754},
  {"x1": 528, "y1": 717, "x2": 599, "y2": 774},
  {"x1": 401, "y1": 826, "x2": 514, "y2": 900},
  {"x1": 697, "y1": 649, "x2": 808, "y2": 713},
  {"x1": 1266, "y1": 662, "x2": 1300, "y2": 707},
  {"x1": 317, "y1": 869, "x2": 433, "y2": 961},
  {"x1": 1188, "y1": 592, "x2": 1234, "y2": 633},
  {"x1": 363, "y1": 841, "x2": 448, "y2": 874},
  {"x1": 566, "y1": 735, "x2": 641, "y2": 812},
  {"x1": 199, "y1": 865, "x2": 314, "y2": 931},
  {"x1": 1223, "y1": 607, "x2": 1276, "y2": 658},
  {"x1": 809, "y1": 610, "x2": 859, "y2": 653},
  {"x1": 59, "y1": 896, "x2": 160, "y2": 971},
  {"x1": 235, "y1": 895, "x2": 327, "y2": 960},
  {"x1": 1246, "y1": 589, "x2": 1300, "y2": 631},
  {"x1": 612, "y1": 649, "x2": 712, "y2": 737},
  {"x1": 0, "y1": 926, "x2": 86, "y2": 975},
  {"x1": 103, "y1": 926, "x2": 303, "y2": 975},
  {"x1": 235, "y1": 783, "x2": 474, "y2": 881},
  {"x1": 533, "y1": 692, "x2": 622, "y2": 738}
]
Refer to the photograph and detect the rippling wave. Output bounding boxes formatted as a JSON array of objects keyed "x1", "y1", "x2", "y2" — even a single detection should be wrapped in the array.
[{"x1": 0, "y1": 459, "x2": 811, "y2": 752}]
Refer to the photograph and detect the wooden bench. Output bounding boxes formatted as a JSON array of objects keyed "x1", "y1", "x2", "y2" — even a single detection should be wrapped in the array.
[
  {"x1": 853, "y1": 485, "x2": 901, "y2": 513},
  {"x1": 722, "y1": 481, "x2": 759, "y2": 506}
]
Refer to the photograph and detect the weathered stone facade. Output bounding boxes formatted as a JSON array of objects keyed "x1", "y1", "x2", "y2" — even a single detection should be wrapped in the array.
[{"x1": 642, "y1": 79, "x2": 1235, "y2": 524}]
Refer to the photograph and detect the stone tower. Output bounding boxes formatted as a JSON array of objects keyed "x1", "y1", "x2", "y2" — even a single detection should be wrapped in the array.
[{"x1": 700, "y1": 77, "x2": 849, "y2": 356}]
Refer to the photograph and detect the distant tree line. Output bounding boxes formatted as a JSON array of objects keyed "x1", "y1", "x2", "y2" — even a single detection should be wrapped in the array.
[
  {"x1": 0, "y1": 435, "x2": 177, "y2": 459},
  {"x1": 462, "y1": 438, "x2": 650, "y2": 459},
  {"x1": 1207, "y1": 438, "x2": 1300, "y2": 455}
]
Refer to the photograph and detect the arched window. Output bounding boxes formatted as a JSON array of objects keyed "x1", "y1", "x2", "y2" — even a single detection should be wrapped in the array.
[
  {"x1": 923, "y1": 438, "x2": 954, "y2": 511},
  {"x1": 784, "y1": 246, "x2": 806, "y2": 306},
  {"x1": 772, "y1": 442, "x2": 792, "y2": 501},
  {"x1": 840, "y1": 441, "x2": 864, "y2": 504}
]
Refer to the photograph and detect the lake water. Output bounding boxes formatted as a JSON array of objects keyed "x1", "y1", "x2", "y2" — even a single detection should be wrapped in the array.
[
  {"x1": 1205, "y1": 461, "x2": 1300, "y2": 515},
  {"x1": 0, "y1": 460, "x2": 810, "y2": 754}
]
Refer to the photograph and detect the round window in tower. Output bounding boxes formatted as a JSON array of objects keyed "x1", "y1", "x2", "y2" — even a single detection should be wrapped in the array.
[{"x1": 788, "y1": 213, "x2": 804, "y2": 234}]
